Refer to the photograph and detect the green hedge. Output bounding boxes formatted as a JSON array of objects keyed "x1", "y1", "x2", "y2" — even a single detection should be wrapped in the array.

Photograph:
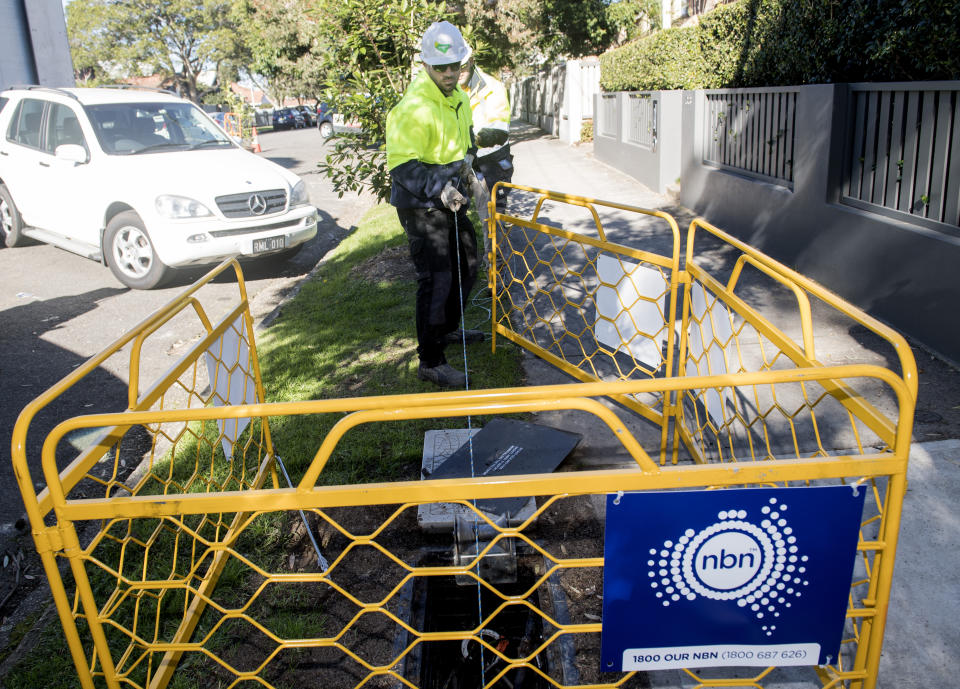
[
  {"x1": 600, "y1": 0, "x2": 960, "y2": 91},
  {"x1": 601, "y1": 27, "x2": 714, "y2": 91}
]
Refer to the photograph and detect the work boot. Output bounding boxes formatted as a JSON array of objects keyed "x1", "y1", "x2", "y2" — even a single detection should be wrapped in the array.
[
  {"x1": 417, "y1": 363, "x2": 467, "y2": 388},
  {"x1": 444, "y1": 329, "x2": 485, "y2": 345}
]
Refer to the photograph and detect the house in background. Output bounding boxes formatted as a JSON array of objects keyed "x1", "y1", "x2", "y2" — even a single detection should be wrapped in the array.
[
  {"x1": 662, "y1": 0, "x2": 736, "y2": 28},
  {"x1": 122, "y1": 74, "x2": 176, "y2": 91},
  {"x1": 230, "y1": 83, "x2": 273, "y2": 108}
]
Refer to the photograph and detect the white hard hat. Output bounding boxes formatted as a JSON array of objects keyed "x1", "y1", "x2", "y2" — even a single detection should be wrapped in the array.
[{"x1": 418, "y1": 21, "x2": 471, "y2": 65}]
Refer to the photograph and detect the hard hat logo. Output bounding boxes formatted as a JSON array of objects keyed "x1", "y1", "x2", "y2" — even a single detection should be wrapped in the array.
[{"x1": 420, "y1": 21, "x2": 471, "y2": 65}]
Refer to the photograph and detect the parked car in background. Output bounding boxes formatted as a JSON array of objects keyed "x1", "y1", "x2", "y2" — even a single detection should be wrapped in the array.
[
  {"x1": 316, "y1": 102, "x2": 334, "y2": 138},
  {"x1": 316, "y1": 103, "x2": 363, "y2": 139},
  {"x1": 271, "y1": 107, "x2": 305, "y2": 130},
  {"x1": 0, "y1": 86, "x2": 317, "y2": 288},
  {"x1": 294, "y1": 105, "x2": 315, "y2": 127}
]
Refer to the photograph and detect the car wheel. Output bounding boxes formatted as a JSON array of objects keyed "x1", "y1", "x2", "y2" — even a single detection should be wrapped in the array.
[
  {"x1": 319, "y1": 121, "x2": 333, "y2": 138},
  {"x1": 0, "y1": 184, "x2": 26, "y2": 248},
  {"x1": 104, "y1": 211, "x2": 172, "y2": 289}
]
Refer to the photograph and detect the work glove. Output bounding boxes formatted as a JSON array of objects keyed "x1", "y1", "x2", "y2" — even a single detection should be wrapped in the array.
[
  {"x1": 476, "y1": 128, "x2": 508, "y2": 148},
  {"x1": 467, "y1": 172, "x2": 492, "y2": 265},
  {"x1": 460, "y1": 153, "x2": 476, "y2": 179},
  {"x1": 467, "y1": 172, "x2": 490, "y2": 225},
  {"x1": 476, "y1": 129, "x2": 497, "y2": 148},
  {"x1": 440, "y1": 181, "x2": 467, "y2": 212}
]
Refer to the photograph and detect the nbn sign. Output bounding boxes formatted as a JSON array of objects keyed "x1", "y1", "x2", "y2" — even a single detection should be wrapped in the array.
[
  {"x1": 601, "y1": 485, "x2": 865, "y2": 669},
  {"x1": 701, "y1": 548, "x2": 755, "y2": 570}
]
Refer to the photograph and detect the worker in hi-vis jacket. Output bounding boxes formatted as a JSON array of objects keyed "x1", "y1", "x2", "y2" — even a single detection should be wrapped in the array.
[
  {"x1": 459, "y1": 54, "x2": 513, "y2": 212},
  {"x1": 386, "y1": 21, "x2": 485, "y2": 389}
]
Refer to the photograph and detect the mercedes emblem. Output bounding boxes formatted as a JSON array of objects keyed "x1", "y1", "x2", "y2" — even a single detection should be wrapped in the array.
[{"x1": 248, "y1": 193, "x2": 268, "y2": 215}]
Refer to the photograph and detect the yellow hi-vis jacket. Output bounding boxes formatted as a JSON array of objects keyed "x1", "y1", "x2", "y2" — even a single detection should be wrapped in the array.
[
  {"x1": 386, "y1": 70, "x2": 474, "y2": 208},
  {"x1": 463, "y1": 66, "x2": 510, "y2": 159}
]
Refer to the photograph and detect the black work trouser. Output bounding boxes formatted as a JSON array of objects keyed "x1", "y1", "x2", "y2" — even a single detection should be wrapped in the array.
[{"x1": 397, "y1": 206, "x2": 478, "y2": 367}]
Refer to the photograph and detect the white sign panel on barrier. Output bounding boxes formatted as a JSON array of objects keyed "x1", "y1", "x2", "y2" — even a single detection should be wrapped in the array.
[
  {"x1": 688, "y1": 282, "x2": 734, "y2": 426},
  {"x1": 595, "y1": 254, "x2": 667, "y2": 370},
  {"x1": 204, "y1": 316, "x2": 254, "y2": 460}
]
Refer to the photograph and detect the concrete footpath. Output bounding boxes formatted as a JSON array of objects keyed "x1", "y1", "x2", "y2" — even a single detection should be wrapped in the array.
[{"x1": 504, "y1": 122, "x2": 960, "y2": 688}]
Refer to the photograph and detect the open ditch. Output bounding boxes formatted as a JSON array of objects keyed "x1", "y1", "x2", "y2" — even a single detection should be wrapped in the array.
[
  {"x1": 404, "y1": 551, "x2": 553, "y2": 689},
  {"x1": 393, "y1": 492, "x2": 621, "y2": 689},
  {"x1": 199, "y1": 490, "x2": 622, "y2": 689}
]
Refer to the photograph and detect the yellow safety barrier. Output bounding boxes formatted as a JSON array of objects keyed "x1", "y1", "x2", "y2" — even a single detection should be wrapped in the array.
[
  {"x1": 222, "y1": 112, "x2": 243, "y2": 139},
  {"x1": 11, "y1": 187, "x2": 915, "y2": 689}
]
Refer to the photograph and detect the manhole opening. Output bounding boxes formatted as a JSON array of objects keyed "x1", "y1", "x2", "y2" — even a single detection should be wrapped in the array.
[{"x1": 406, "y1": 553, "x2": 554, "y2": 689}]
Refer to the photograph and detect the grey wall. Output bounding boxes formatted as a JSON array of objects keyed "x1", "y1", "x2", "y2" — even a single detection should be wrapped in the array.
[
  {"x1": 680, "y1": 84, "x2": 960, "y2": 364},
  {"x1": 593, "y1": 90, "x2": 682, "y2": 195},
  {"x1": 0, "y1": 0, "x2": 74, "y2": 91}
]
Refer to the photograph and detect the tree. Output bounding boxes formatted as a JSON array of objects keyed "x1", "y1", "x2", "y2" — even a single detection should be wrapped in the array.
[
  {"x1": 459, "y1": 0, "x2": 539, "y2": 73},
  {"x1": 606, "y1": 0, "x2": 661, "y2": 47},
  {"x1": 231, "y1": 0, "x2": 328, "y2": 106},
  {"x1": 458, "y1": 0, "x2": 618, "y2": 72},
  {"x1": 311, "y1": 0, "x2": 452, "y2": 201},
  {"x1": 66, "y1": 0, "x2": 111, "y2": 84},
  {"x1": 65, "y1": 0, "x2": 243, "y2": 103},
  {"x1": 234, "y1": 0, "x2": 618, "y2": 199},
  {"x1": 537, "y1": 0, "x2": 613, "y2": 58}
]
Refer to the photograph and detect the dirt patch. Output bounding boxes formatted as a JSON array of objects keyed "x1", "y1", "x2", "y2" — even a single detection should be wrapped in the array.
[{"x1": 351, "y1": 245, "x2": 416, "y2": 283}]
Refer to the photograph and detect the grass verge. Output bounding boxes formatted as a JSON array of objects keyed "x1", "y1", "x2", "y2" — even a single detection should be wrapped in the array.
[{"x1": 259, "y1": 203, "x2": 524, "y2": 484}]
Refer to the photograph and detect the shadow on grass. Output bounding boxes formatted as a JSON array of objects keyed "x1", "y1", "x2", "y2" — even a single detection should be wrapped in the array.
[{"x1": 252, "y1": 204, "x2": 526, "y2": 486}]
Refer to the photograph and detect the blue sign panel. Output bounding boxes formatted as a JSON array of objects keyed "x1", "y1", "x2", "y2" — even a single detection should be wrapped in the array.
[{"x1": 601, "y1": 486, "x2": 865, "y2": 672}]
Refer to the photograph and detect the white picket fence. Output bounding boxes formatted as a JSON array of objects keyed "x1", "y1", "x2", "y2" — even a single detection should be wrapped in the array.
[{"x1": 508, "y1": 58, "x2": 601, "y2": 144}]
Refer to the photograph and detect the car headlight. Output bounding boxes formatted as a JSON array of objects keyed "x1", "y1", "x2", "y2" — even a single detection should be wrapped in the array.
[
  {"x1": 155, "y1": 195, "x2": 213, "y2": 219},
  {"x1": 290, "y1": 180, "x2": 309, "y2": 207}
]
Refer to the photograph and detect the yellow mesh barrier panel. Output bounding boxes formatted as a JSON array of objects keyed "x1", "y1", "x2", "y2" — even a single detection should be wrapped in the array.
[{"x1": 11, "y1": 189, "x2": 916, "y2": 689}]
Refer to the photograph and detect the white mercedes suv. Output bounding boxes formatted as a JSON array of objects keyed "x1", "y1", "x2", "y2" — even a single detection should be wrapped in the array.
[{"x1": 0, "y1": 86, "x2": 317, "y2": 288}]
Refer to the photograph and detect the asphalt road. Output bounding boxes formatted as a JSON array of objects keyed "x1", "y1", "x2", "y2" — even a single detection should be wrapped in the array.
[{"x1": 0, "y1": 126, "x2": 374, "y2": 538}]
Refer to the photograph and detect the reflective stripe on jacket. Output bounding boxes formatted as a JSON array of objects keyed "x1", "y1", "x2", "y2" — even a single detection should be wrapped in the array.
[
  {"x1": 387, "y1": 71, "x2": 473, "y2": 209},
  {"x1": 464, "y1": 67, "x2": 510, "y2": 159}
]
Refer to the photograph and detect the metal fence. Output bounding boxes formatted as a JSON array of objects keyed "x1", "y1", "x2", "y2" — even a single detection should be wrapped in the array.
[
  {"x1": 579, "y1": 60, "x2": 601, "y2": 121},
  {"x1": 625, "y1": 93, "x2": 656, "y2": 149},
  {"x1": 511, "y1": 64, "x2": 564, "y2": 134},
  {"x1": 680, "y1": 82, "x2": 960, "y2": 363},
  {"x1": 592, "y1": 90, "x2": 681, "y2": 194},
  {"x1": 13, "y1": 188, "x2": 917, "y2": 689},
  {"x1": 843, "y1": 81, "x2": 960, "y2": 229},
  {"x1": 597, "y1": 93, "x2": 618, "y2": 139},
  {"x1": 703, "y1": 88, "x2": 799, "y2": 186}
]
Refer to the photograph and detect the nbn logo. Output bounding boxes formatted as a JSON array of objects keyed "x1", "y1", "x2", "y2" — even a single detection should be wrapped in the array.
[{"x1": 700, "y1": 548, "x2": 756, "y2": 570}]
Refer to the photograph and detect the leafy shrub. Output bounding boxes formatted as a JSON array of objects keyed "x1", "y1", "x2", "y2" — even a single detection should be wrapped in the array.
[
  {"x1": 580, "y1": 118, "x2": 593, "y2": 142},
  {"x1": 600, "y1": 0, "x2": 960, "y2": 91},
  {"x1": 830, "y1": 0, "x2": 960, "y2": 82},
  {"x1": 600, "y1": 27, "x2": 713, "y2": 91}
]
